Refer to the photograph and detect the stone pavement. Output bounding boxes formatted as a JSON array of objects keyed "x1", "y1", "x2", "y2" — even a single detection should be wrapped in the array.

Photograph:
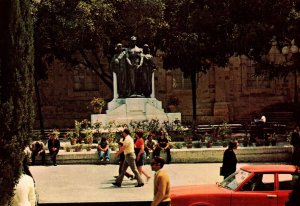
[{"x1": 31, "y1": 162, "x2": 258, "y2": 205}]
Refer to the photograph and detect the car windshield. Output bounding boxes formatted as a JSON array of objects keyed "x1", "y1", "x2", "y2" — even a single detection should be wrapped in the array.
[{"x1": 220, "y1": 169, "x2": 251, "y2": 190}]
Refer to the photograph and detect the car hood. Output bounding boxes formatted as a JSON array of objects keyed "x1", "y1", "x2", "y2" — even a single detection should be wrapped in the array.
[{"x1": 171, "y1": 184, "x2": 230, "y2": 196}]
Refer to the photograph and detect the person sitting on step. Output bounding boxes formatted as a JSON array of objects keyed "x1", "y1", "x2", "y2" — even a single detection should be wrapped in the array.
[{"x1": 97, "y1": 137, "x2": 110, "y2": 162}]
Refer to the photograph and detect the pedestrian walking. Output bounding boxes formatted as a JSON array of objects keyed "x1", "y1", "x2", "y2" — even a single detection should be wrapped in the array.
[
  {"x1": 114, "y1": 141, "x2": 134, "y2": 180},
  {"x1": 221, "y1": 141, "x2": 238, "y2": 179},
  {"x1": 134, "y1": 129, "x2": 151, "y2": 181},
  {"x1": 150, "y1": 156, "x2": 171, "y2": 206},
  {"x1": 291, "y1": 126, "x2": 300, "y2": 167},
  {"x1": 112, "y1": 128, "x2": 144, "y2": 187}
]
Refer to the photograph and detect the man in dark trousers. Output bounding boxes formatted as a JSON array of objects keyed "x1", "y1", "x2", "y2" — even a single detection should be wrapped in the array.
[
  {"x1": 48, "y1": 132, "x2": 60, "y2": 166},
  {"x1": 221, "y1": 141, "x2": 238, "y2": 179}
]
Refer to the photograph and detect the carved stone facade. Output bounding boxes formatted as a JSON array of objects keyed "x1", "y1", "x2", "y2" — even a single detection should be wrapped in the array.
[{"x1": 35, "y1": 55, "x2": 297, "y2": 129}]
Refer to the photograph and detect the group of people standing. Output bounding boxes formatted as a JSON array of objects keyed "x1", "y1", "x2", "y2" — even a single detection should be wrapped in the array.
[
  {"x1": 110, "y1": 36, "x2": 157, "y2": 98},
  {"x1": 113, "y1": 128, "x2": 171, "y2": 206}
]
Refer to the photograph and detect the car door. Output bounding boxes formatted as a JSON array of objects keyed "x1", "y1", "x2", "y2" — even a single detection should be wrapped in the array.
[
  {"x1": 277, "y1": 173, "x2": 297, "y2": 206},
  {"x1": 231, "y1": 173, "x2": 277, "y2": 206}
]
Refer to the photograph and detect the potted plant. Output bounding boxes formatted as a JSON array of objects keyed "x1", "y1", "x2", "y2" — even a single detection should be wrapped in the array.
[
  {"x1": 74, "y1": 144, "x2": 83, "y2": 152},
  {"x1": 242, "y1": 137, "x2": 249, "y2": 147},
  {"x1": 51, "y1": 129, "x2": 60, "y2": 138},
  {"x1": 269, "y1": 133, "x2": 277, "y2": 146},
  {"x1": 90, "y1": 97, "x2": 106, "y2": 114},
  {"x1": 81, "y1": 129, "x2": 93, "y2": 144},
  {"x1": 185, "y1": 137, "x2": 193, "y2": 149},
  {"x1": 204, "y1": 133, "x2": 213, "y2": 148},
  {"x1": 193, "y1": 141, "x2": 202, "y2": 148},
  {"x1": 86, "y1": 144, "x2": 92, "y2": 151},
  {"x1": 109, "y1": 142, "x2": 118, "y2": 151},
  {"x1": 65, "y1": 130, "x2": 78, "y2": 145},
  {"x1": 64, "y1": 143, "x2": 71, "y2": 152}
]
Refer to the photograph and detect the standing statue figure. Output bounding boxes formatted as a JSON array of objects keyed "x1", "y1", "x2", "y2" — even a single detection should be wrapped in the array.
[
  {"x1": 110, "y1": 43, "x2": 127, "y2": 98},
  {"x1": 141, "y1": 44, "x2": 157, "y2": 97},
  {"x1": 126, "y1": 36, "x2": 143, "y2": 97}
]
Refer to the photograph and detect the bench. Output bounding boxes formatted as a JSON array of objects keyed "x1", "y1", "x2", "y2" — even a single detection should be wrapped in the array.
[{"x1": 265, "y1": 112, "x2": 294, "y2": 124}]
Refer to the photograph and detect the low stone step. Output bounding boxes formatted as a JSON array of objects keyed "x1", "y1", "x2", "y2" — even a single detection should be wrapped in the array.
[{"x1": 33, "y1": 146, "x2": 293, "y2": 165}]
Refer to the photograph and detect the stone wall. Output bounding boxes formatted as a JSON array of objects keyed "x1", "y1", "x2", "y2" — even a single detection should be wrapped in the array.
[
  {"x1": 38, "y1": 146, "x2": 292, "y2": 165},
  {"x1": 35, "y1": 55, "x2": 297, "y2": 128}
]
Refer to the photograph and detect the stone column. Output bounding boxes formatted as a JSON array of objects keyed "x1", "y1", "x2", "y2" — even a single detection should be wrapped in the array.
[
  {"x1": 113, "y1": 72, "x2": 118, "y2": 99},
  {"x1": 150, "y1": 72, "x2": 155, "y2": 98}
]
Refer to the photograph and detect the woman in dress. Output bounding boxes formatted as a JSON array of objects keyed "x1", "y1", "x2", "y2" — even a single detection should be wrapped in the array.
[{"x1": 134, "y1": 129, "x2": 151, "y2": 181}]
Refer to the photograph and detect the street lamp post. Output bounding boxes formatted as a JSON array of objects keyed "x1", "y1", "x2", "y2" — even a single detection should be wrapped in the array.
[{"x1": 281, "y1": 39, "x2": 299, "y2": 103}]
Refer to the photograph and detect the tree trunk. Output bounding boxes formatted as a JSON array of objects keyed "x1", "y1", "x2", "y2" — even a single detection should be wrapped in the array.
[
  {"x1": 34, "y1": 73, "x2": 45, "y2": 138},
  {"x1": 0, "y1": 0, "x2": 35, "y2": 204},
  {"x1": 294, "y1": 69, "x2": 298, "y2": 103},
  {"x1": 191, "y1": 70, "x2": 197, "y2": 122}
]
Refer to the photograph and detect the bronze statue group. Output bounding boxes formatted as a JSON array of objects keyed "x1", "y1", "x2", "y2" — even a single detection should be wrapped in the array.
[{"x1": 110, "y1": 36, "x2": 157, "y2": 98}]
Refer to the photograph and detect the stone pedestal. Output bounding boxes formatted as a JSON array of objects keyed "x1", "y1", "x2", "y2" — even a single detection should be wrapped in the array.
[{"x1": 91, "y1": 98, "x2": 181, "y2": 126}]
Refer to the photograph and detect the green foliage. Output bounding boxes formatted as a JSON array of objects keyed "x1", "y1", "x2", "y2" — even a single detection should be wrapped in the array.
[
  {"x1": 193, "y1": 141, "x2": 202, "y2": 148},
  {"x1": 172, "y1": 142, "x2": 183, "y2": 149},
  {"x1": 129, "y1": 119, "x2": 161, "y2": 133},
  {"x1": 0, "y1": 0, "x2": 35, "y2": 204},
  {"x1": 90, "y1": 97, "x2": 106, "y2": 108},
  {"x1": 34, "y1": 0, "x2": 166, "y2": 90}
]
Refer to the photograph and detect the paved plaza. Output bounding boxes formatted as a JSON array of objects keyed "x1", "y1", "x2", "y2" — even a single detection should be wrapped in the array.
[{"x1": 31, "y1": 163, "x2": 255, "y2": 205}]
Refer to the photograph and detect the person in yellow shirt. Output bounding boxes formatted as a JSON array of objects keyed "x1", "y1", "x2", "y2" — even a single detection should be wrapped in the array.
[{"x1": 150, "y1": 156, "x2": 171, "y2": 206}]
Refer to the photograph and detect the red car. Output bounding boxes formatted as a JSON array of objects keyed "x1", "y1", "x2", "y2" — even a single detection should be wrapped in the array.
[{"x1": 171, "y1": 165, "x2": 298, "y2": 206}]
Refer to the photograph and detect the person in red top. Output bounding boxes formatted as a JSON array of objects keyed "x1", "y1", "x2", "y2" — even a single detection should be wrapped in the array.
[{"x1": 135, "y1": 129, "x2": 151, "y2": 181}]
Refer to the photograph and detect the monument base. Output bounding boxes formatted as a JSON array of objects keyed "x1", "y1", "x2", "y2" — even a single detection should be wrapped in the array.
[{"x1": 91, "y1": 98, "x2": 181, "y2": 126}]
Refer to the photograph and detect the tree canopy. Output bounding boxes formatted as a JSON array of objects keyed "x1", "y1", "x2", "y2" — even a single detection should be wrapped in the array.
[
  {"x1": 0, "y1": 0, "x2": 35, "y2": 204},
  {"x1": 34, "y1": 0, "x2": 166, "y2": 90},
  {"x1": 33, "y1": 0, "x2": 300, "y2": 120}
]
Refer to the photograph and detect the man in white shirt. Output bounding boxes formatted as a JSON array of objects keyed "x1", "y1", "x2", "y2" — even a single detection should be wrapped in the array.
[
  {"x1": 260, "y1": 114, "x2": 266, "y2": 123},
  {"x1": 113, "y1": 128, "x2": 144, "y2": 187}
]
